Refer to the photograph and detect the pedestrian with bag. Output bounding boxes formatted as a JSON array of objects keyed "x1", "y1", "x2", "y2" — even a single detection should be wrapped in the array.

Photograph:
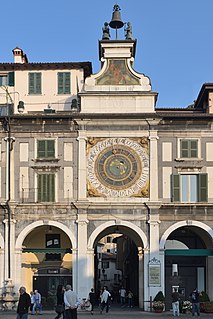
[
  {"x1": 55, "y1": 285, "x2": 65, "y2": 319},
  {"x1": 88, "y1": 288, "x2": 96, "y2": 315},
  {"x1": 190, "y1": 288, "x2": 201, "y2": 316}
]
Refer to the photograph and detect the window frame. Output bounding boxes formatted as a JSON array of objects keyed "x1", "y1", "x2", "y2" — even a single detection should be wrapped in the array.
[
  {"x1": 37, "y1": 173, "x2": 55, "y2": 203},
  {"x1": 28, "y1": 72, "x2": 42, "y2": 95},
  {"x1": 178, "y1": 138, "x2": 200, "y2": 159},
  {"x1": 172, "y1": 173, "x2": 208, "y2": 203},
  {"x1": 37, "y1": 139, "x2": 55, "y2": 159},
  {"x1": 57, "y1": 72, "x2": 71, "y2": 95}
]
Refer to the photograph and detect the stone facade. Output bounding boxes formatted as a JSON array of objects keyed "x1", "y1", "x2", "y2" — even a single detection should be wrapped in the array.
[{"x1": 0, "y1": 29, "x2": 213, "y2": 311}]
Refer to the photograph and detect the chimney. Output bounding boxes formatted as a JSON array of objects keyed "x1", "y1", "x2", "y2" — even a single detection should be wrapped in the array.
[{"x1": 12, "y1": 47, "x2": 28, "y2": 63}]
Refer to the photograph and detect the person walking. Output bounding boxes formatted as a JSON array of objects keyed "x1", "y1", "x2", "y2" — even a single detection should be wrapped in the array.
[
  {"x1": 100, "y1": 286, "x2": 111, "y2": 314},
  {"x1": 171, "y1": 288, "x2": 180, "y2": 316},
  {"x1": 88, "y1": 288, "x2": 96, "y2": 315},
  {"x1": 16, "y1": 286, "x2": 31, "y2": 319},
  {"x1": 190, "y1": 288, "x2": 201, "y2": 316},
  {"x1": 64, "y1": 284, "x2": 79, "y2": 319},
  {"x1": 32, "y1": 289, "x2": 42, "y2": 315},
  {"x1": 30, "y1": 291, "x2": 35, "y2": 314},
  {"x1": 127, "y1": 290, "x2": 134, "y2": 308},
  {"x1": 55, "y1": 285, "x2": 65, "y2": 319},
  {"x1": 119, "y1": 287, "x2": 126, "y2": 307}
]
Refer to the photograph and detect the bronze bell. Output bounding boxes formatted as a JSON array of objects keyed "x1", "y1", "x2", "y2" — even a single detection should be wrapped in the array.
[{"x1": 109, "y1": 4, "x2": 124, "y2": 29}]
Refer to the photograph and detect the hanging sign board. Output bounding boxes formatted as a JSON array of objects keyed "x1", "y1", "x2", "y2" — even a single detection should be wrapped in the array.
[{"x1": 149, "y1": 257, "x2": 161, "y2": 286}]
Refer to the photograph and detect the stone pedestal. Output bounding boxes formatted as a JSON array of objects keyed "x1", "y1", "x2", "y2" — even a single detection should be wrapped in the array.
[{"x1": 0, "y1": 279, "x2": 18, "y2": 311}]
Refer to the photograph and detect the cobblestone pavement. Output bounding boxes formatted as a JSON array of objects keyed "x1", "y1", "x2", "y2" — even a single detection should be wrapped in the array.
[{"x1": 0, "y1": 308, "x2": 211, "y2": 319}]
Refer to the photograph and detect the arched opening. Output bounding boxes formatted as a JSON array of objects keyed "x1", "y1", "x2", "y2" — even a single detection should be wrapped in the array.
[
  {"x1": 164, "y1": 225, "x2": 213, "y2": 309},
  {"x1": 92, "y1": 224, "x2": 144, "y2": 308},
  {"x1": 21, "y1": 225, "x2": 72, "y2": 305}
]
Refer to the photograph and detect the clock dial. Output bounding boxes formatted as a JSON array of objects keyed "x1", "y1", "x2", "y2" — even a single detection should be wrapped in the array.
[{"x1": 87, "y1": 138, "x2": 149, "y2": 197}]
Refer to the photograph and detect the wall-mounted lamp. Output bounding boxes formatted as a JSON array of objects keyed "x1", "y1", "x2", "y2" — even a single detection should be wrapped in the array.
[{"x1": 17, "y1": 101, "x2": 24, "y2": 113}]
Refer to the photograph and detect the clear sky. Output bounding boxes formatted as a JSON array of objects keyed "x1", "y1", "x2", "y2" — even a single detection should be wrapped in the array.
[{"x1": 1, "y1": 0, "x2": 213, "y2": 108}]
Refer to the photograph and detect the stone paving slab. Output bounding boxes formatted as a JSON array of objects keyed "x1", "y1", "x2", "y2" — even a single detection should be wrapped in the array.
[{"x1": 0, "y1": 310, "x2": 211, "y2": 319}]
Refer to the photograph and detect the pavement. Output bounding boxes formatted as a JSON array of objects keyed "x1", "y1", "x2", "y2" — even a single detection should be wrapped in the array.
[{"x1": 0, "y1": 307, "x2": 211, "y2": 319}]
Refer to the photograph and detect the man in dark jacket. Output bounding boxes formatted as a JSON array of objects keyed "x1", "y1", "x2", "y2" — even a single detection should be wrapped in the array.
[{"x1": 16, "y1": 286, "x2": 31, "y2": 319}]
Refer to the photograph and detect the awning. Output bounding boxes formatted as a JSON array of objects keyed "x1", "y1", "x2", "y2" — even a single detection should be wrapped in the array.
[
  {"x1": 165, "y1": 249, "x2": 213, "y2": 256},
  {"x1": 22, "y1": 248, "x2": 72, "y2": 254}
]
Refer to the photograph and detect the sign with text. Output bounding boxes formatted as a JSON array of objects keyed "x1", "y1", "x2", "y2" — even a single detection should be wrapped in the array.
[{"x1": 149, "y1": 258, "x2": 161, "y2": 286}]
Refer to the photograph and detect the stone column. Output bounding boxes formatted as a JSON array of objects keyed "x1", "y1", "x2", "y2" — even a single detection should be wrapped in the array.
[
  {"x1": 87, "y1": 248, "x2": 95, "y2": 291},
  {"x1": 76, "y1": 212, "x2": 89, "y2": 299},
  {"x1": 77, "y1": 131, "x2": 87, "y2": 201},
  {"x1": 72, "y1": 248, "x2": 78, "y2": 293},
  {"x1": 206, "y1": 256, "x2": 213, "y2": 300},
  {"x1": 138, "y1": 247, "x2": 144, "y2": 309},
  {"x1": 14, "y1": 248, "x2": 22, "y2": 292},
  {"x1": 143, "y1": 248, "x2": 149, "y2": 311},
  {"x1": 146, "y1": 203, "x2": 162, "y2": 300},
  {"x1": 149, "y1": 130, "x2": 159, "y2": 201},
  {"x1": 0, "y1": 248, "x2": 4, "y2": 292}
]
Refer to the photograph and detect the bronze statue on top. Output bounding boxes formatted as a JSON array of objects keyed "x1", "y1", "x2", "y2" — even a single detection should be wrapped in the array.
[
  {"x1": 125, "y1": 22, "x2": 132, "y2": 40},
  {"x1": 102, "y1": 22, "x2": 110, "y2": 40}
]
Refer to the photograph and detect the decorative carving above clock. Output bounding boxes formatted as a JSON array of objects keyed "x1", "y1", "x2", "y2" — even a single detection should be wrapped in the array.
[{"x1": 87, "y1": 138, "x2": 149, "y2": 198}]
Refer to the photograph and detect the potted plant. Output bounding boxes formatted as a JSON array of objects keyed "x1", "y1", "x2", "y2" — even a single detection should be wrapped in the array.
[
  {"x1": 152, "y1": 291, "x2": 165, "y2": 313},
  {"x1": 199, "y1": 291, "x2": 210, "y2": 313}
]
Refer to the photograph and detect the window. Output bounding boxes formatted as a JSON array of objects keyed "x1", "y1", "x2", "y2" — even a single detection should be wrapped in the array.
[
  {"x1": 102, "y1": 261, "x2": 109, "y2": 269},
  {"x1": 46, "y1": 234, "x2": 61, "y2": 261},
  {"x1": 37, "y1": 140, "x2": 55, "y2": 158},
  {"x1": 180, "y1": 140, "x2": 198, "y2": 158},
  {"x1": 172, "y1": 174, "x2": 208, "y2": 202},
  {"x1": 0, "y1": 72, "x2": 14, "y2": 86},
  {"x1": 38, "y1": 173, "x2": 55, "y2": 202},
  {"x1": 58, "y1": 72, "x2": 70, "y2": 94},
  {"x1": 29, "y1": 72, "x2": 41, "y2": 94}
]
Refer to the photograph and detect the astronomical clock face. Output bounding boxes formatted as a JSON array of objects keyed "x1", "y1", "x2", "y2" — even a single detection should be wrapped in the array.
[{"x1": 87, "y1": 138, "x2": 149, "y2": 198}]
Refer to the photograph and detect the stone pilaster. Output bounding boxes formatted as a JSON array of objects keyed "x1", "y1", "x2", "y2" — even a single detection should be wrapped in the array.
[
  {"x1": 149, "y1": 131, "x2": 159, "y2": 201},
  {"x1": 77, "y1": 131, "x2": 87, "y2": 201}
]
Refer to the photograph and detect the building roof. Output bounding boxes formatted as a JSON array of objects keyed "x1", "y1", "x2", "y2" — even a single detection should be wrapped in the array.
[{"x1": 0, "y1": 62, "x2": 92, "y2": 78}]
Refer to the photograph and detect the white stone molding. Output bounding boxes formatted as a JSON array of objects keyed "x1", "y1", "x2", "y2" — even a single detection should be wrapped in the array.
[
  {"x1": 88, "y1": 220, "x2": 148, "y2": 249},
  {"x1": 149, "y1": 131, "x2": 159, "y2": 202},
  {"x1": 160, "y1": 220, "x2": 213, "y2": 250},
  {"x1": 77, "y1": 131, "x2": 87, "y2": 200}
]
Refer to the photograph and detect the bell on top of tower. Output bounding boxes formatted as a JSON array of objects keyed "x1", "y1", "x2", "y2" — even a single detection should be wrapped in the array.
[{"x1": 109, "y1": 4, "x2": 124, "y2": 30}]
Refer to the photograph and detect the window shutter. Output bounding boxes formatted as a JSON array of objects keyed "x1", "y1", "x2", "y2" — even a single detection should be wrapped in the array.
[
  {"x1": 180, "y1": 140, "x2": 189, "y2": 158},
  {"x1": 35, "y1": 73, "x2": 41, "y2": 94},
  {"x1": 29, "y1": 73, "x2": 34, "y2": 94},
  {"x1": 198, "y1": 173, "x2": 208, "y2": 202},
  {"x1": 37, "y1": 140, "x2": 45, "y2": 158},
  {"x1": 64, "y1": 72, "x2": 70, "y2": 94},
  {"x1": 8, "y1": 72, "x2": 15, "y2": 86},
  {"x1": 38, "y1": 174, "x2": 55, "y2": 202},
  {"x1": 172, "y1": 174, "x2": 180, "y2": 202},
  {"x1": 58, "y1": 73, "x2": 64, "y2": 94},
  {"x1": 190, "y1": 140, "x2": 198, "y2": 158},
  {"x1": 47, "y1": 140, "x2": 55, "y2": 158}
]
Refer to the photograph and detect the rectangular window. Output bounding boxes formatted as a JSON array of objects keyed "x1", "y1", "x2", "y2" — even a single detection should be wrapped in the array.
[
  {"x1": 58, "y1": 72, "x2": 70, "y2": 94},
  {"x1": 38, "y1": 173, "x2": 55, "y2": 202},
  {"x1": 29, "y1": 72, "x2": 41, "y2": 94},
  {"x1": 37, "y1": 140, "x2": 55, "y2": 158},
  {"x1": 0, "y1": 72, "x2": 14, "y2": 86},
  {"x1": 46, "y1": 234, "x2": 61, "y2": 261},
  {"x1": 102, "y1": 261, "x2": 109, "y2": 269},
  {"x1": 0, "y1": 75, "x2": 8, "y2": 86},
  {"x1": 180, "y1": 140, "x2": 198, "y2": 158},
  {"x1": 172, "y1": 174, "x2": 208, "y2": 202}
]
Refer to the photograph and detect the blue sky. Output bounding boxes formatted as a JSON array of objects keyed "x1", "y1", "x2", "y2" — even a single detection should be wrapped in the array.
[{"x1": 1, "y1": 0, "x2": 213, "y2": 108}]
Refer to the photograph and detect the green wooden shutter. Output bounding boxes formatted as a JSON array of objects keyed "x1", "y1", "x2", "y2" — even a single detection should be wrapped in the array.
[
  {"x1": 180, "y1": 140, "x2": 189, "y2": 158},
  {"x1": 172, "y1": 174, "x2": 180, "y2": 202},
  {"x1": 198, "y1": 173, "x2": 208, "y2": 202},
  {"x1": 47, "y1": 140, "x2": 55, "y2": 158},
  {"x1": 190, "y1": 140, "x2": 198, "y2": 158},
  {"x1": 35, "y1": 73, "x2": 41, "y2": 94},
  {"x1": 58, "y1": 72, "x2": 70, "y2": 94},
  {"x1": 37, "y1": 140, "x2": 45, "y2": 158},
  {"x1": 64, "y1": 72, "x2": 70, "y2": 94},
  {"x1": 38, "y1": 174, "x2": 55, "y2": 202},
  {"x1": 29, "y1": 73, "x2": 34, "y2": 94},
  {"x1": 8, "y1": 72, "x2": 15, "y2": 86}
]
